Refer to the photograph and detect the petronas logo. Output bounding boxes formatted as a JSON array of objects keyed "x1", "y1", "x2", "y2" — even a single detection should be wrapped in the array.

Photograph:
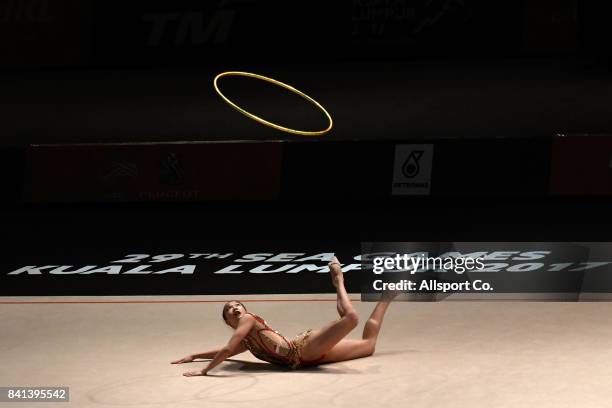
[
  {"x1": 392, "y1": 144, "x2": 433, "y2": 196},
  {"x1": 402, "y1": 150, "x2": 424, "y2": 178}
]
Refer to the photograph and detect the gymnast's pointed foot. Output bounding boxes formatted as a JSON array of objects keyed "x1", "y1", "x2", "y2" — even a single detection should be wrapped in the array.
[{"x1": 328, "y1": 256, "x2": 344, "y2": 289}]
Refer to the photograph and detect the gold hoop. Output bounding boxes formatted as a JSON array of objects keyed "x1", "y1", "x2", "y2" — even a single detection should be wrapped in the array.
[{"x1": 213, "y1": 71, "x2": 333, "y2": 137}]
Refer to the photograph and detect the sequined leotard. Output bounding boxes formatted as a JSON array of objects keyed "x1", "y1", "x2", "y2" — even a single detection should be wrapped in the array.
[{"x1": 240, "y1": 313, "x2": 324, "y2": 369}]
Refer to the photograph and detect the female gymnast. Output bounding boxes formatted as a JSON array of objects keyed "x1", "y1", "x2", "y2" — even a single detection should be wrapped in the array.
[{"x1": 171, "y1": 257, "x2": 396, "y2": 376}]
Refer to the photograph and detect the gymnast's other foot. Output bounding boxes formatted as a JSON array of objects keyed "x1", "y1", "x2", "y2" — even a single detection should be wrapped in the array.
[{"x1": 328, "y1": 256, "x2": 344, "y2": 289}]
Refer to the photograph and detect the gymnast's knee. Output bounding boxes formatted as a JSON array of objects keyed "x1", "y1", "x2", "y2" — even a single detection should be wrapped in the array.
[
  {"x1": 344, "y1": 310, "x2": 359, "y2": 328},
  {"x1": 365, "y1": 340, "x2": 376, "y2": 357}
]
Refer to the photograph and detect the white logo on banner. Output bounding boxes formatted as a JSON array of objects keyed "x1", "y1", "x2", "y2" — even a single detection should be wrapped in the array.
[{"x1": 392, "y1": 144, "x2": 434, "y2": 195}]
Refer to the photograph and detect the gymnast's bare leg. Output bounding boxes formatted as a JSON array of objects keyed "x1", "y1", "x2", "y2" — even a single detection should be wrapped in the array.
[{"x1": 300, "y1": 257, "x2": 395, "y2": 362}]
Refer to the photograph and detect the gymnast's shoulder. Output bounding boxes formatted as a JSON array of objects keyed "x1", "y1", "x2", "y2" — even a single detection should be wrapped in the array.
[{"x1": 239, "y1": 313, "x2": 256, "y2": 324}]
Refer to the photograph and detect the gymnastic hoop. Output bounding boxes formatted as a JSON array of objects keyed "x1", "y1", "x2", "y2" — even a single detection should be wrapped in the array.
[{"x1": 213, "y1": 71, "x2": 333, "y2": 137}]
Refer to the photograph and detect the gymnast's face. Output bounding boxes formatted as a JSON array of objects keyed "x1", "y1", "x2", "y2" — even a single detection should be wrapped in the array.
[{"x1": 223, "y1": 301, "x2": 246, "y2": 328}]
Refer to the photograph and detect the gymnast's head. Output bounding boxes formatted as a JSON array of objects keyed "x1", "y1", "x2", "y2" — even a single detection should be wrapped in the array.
[{"x1": 222, "y1": 300, "x2": 247, "y2": 328}]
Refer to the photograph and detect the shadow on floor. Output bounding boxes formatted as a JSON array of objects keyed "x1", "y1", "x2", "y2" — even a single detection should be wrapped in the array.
[{"x1": 223, "y1": 359, "x2": 363, "y2": 374}]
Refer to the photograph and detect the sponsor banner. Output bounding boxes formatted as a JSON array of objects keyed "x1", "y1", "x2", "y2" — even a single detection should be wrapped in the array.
[
  {"x1": 347, "y1": 0, "x2": 525, "y2": 58},
  {"x1": 26, "y1": 138, "x2": 552, "y2": 202},
  {"x1": 27, "y1": 142, "x2": 282, "y2": 202},
  {"x1": 392, "y1": 144, "x2": 433, "y2": 195},
  {"x1": 550, "y1": 134, "x2": 612, "y2": 195},
  {"x1": 0, "y1": 0, "x2": 92, "y2": 67},
  {"x1": 0, "y1": 1, "x2": 576, "y2": 69},
  {"x1": 91, "y1": 0, "x2": 329, "y2": 66},
  {"x1": 361, "y1": 242, "x2": 612, "y2": 301},
  {"x1": 90, "y1": 0, "x2": 535, "y2": 67}
]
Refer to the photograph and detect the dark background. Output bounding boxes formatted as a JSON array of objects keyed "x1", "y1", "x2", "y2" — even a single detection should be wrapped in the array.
[
  {"x1": 3, "y1": 0, "x2": 612, "y2": 144},
  {"x1": 2, "y1": 1, "x2": 612, "y2": 294}
]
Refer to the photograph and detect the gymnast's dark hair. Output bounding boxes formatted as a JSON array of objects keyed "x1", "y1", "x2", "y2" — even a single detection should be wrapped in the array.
[{"x1": 222, "y1": 301, "x2": 247, "y2": 325}]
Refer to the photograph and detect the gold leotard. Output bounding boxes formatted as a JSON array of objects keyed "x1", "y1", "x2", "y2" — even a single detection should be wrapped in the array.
[{"x1": 241, "y1": 313, "x2": 324, "y2": 369}]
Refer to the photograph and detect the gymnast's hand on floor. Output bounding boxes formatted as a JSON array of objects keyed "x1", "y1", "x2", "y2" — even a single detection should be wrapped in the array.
[
  {"x1": 183, "y1": 369, "x2": 207, "y2": 377},
  {"x1": 171, "y1": 355, "x2": 195, "y2": 364}
]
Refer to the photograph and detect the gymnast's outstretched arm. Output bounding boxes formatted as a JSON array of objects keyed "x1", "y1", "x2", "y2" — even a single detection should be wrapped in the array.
[
  {"x1": 171, "y1": 342, "x2": 247, "y2": 364},
  {"x1": 195, "y1": 343, "x2": 248, "y2": 359},
  {"x1": 183, "y1": 314, "x2": 255, "y2": 376}
]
